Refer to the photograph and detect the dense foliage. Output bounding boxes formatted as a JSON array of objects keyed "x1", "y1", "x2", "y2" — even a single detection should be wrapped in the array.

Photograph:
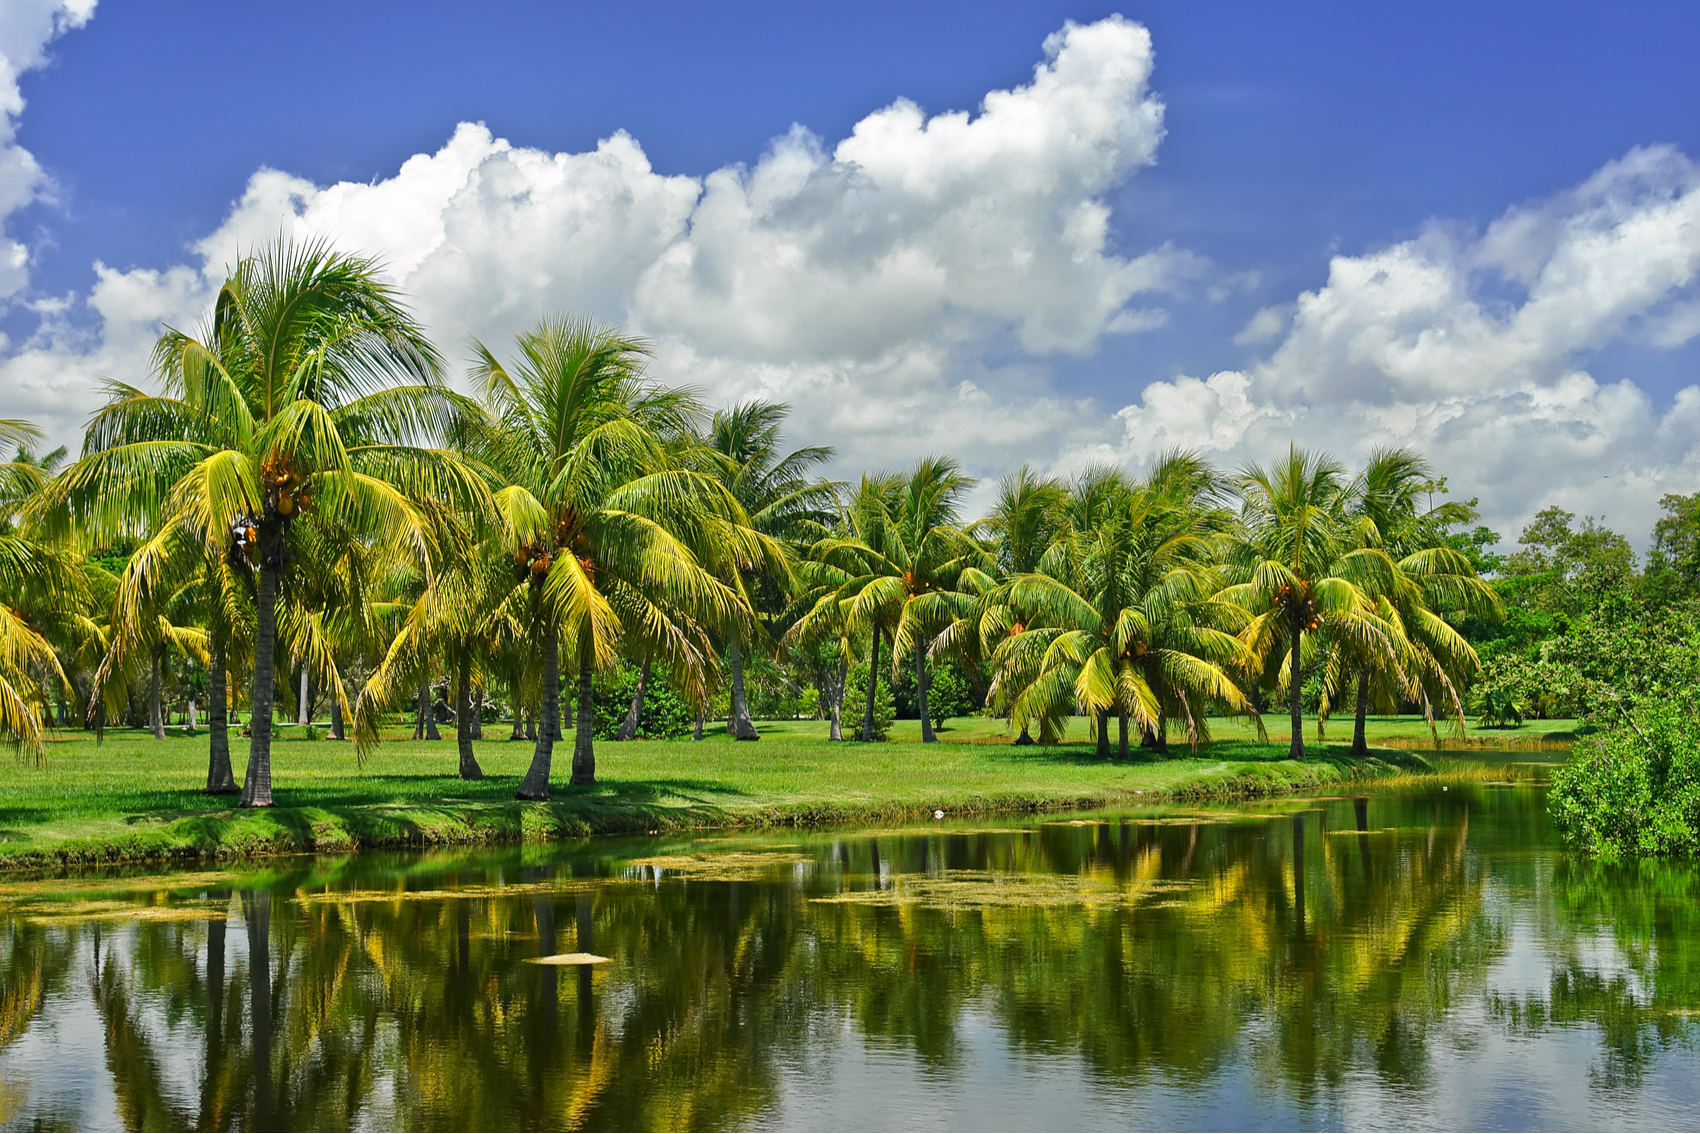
[{"x1": 4, "y1": 235, "x2": 1695, "y2": 854}]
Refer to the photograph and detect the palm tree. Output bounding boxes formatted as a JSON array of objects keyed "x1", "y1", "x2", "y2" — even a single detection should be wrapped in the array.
[
  {"x1": 1326, "y1": 449, "x2": 1502, "y2": 753},
  {"x1": 990, "y1": 454, "x2": 1257, "y2": 756},
  {"x1": 0, "y1": 420, "x2": 88, "y2": 758},
  {"x1": 461, "y1": 315, "x2": 769, "y2": 796},
  {"x1": 698, "y1": 400, "x2": 834, "y2": 740},
  {"x1": 1220, "y1": 445, "x2": 1397, "y2": 760},
  {"x1": 800, "y1": 459, "x2": 982, "y2": 743},
  {"x1": 56, "y1": 238, "x2": 481, "y2": 805}
]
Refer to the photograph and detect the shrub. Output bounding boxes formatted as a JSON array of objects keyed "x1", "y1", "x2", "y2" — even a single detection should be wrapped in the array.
[
  {"x1": 590, "y1": 663, "x2": 694, "y2": 740},
  {"x1": 1549, "y1": 696, "x2": 1700, "y2": 856},
  {"x1": 845, "y1": 662, "x2": 896, "y2": 741}
]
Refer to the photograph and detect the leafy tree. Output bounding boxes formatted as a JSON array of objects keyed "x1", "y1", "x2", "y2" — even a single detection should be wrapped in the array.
[
  {"x1": 1222, "y1": 445, "x2": 1397, "y2": 760},
  {"x1": 56, "y1": 239, "x2": 475, "y2": 806},
  {"x1": 992, "y1": 453, "x2": 1256, "y2": 756},
  {"x1": 461, "y1": 315, "x2": 770, "y2": 795}
]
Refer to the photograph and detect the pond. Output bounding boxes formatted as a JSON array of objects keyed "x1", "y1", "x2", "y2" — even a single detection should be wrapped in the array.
[{"x1": 1, "y1": 772, "x2": 1697, "y2": 1131}]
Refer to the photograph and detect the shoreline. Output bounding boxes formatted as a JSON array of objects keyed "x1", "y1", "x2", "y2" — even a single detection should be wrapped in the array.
[{"x1": 0, "y1": 743, "x2": 1532, "y2": 873}]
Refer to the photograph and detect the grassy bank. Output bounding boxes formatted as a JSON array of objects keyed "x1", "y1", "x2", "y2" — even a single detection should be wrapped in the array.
[{"x1": 0, "y1": 715, "x2": 1565, "y2": 870}]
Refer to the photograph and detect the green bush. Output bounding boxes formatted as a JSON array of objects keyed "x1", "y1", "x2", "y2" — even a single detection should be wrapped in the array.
[
  {"x1": 590, "y1": 663, "x2": 694, "y2": 740},
  {"x1": 1549, "y1": 696, "x2": 1700, "y2": 856},
  {"x1": 845, "y1": 662, "x2": 896, "y2": 741}
]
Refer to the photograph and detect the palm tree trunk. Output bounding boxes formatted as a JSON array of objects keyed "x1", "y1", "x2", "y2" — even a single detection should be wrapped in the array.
[
  {"x1": 828, "y1": 654, "x2": 847, "y2": 741},
  {"x1": 298, "y1": 664, "x2": 309, "y2": 728},
  {"x1": 1351, "y1": 668, "x2": 1371, "y2": 756},
  {"x1": 917, "y1": 650, "x2": 937, "y2": 743},
  {"x1": 329, "y1": 697, "x2": 345, "y2": 741},
  {"x1": 1095, "y1": 708, "x2": 1110, "y2": 758},
  {"x1": 728, "y1": 641, "x2": 759, "y2": 740},
  {"x1": 205, "y1": 637, "x2": 238, "y2": 794},
  {"x1": 456, "y1": 658, "x2": 483, "y2": 780},
  {"x1": 149, "y1": 646, "x2": 165, "y2": 740},
  {"x1": 1118, "y1": 712, "x2": 1130, "y2": 759},
  {"x1": 616, "y1": 659, "x2": 650, "y2": 740},
  {"x1": 510, "y1": 695, "x2": 525, "y2": 740},
  {"x1": 516, "y1": 626, "x2": 559, "y2": 800},
  {"x1": 1154, "y1": 714, "x2": 1169, "y2": 755},
  {"x1": 426, "y1": 678, "x2": 441, "y2": 740},
  {"x1": 570, "y1": 632, "x2": 596, "y2": 785},
  {"x1": 240, "y1": 551, "x2": 279, "y2": 808},
  {"x1": 693, "y1": 709, "x2": 704, "y2": 741},
  {"x1": 1014, "y1": 725, "x2": 1035, "y2": 746},
  {"x1": 469, "y1": 690, "x2": 482, "y2": 740},
  {"x1": 862, "y1": 629, "x2": 882, "y2": 742},
  {"x1": 1288, "y1": 609, "x2": 1305, "y2": 760},
  {"x1": 414, "y1": 681, "x2": 427, "y2": 740},
  {"x1": 525, "y1": 711, "x2": 536, "y2": 741}
]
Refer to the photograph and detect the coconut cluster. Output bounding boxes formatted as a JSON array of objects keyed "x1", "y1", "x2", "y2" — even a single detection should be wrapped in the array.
[{"x1": 1275, "y1": 582, "x2": 1323, "y2": 631}]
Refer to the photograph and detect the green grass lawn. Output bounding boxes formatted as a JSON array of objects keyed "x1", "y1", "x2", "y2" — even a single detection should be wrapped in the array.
[{"x1": 0, "y1": 713, "x2": 1567, "y2": 869}]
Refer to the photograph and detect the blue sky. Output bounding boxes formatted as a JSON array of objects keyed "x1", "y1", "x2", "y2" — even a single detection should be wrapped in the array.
[{"x1": 3, "y1": 1, "x2": 1699, "y2": 541}]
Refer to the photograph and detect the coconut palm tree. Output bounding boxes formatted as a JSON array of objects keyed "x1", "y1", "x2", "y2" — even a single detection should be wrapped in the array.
[
  {"x1": 1220, "y1": 445, "x2": 1398, "y2": 760},
  {"x1": 697, "y1": 400, "x2": 834, "y2": 740},
  {"x1": 1325, "y1": 449, "x2": 1502, "y2": 753},
  {"x1": 797, "y1": 459, "x2": 984, "y2": 743},
  {"x1": 461, "y1": 315, "x2": 773, "y2": 796},
  {"x1": 0, "y1": 420, "x2": 90, "y2": 758},
  {"x1": 990, "y1": 454, "x2": 1257, "y2": 756},
  {"x1": 55, "y1": 238, "x2": 482, "y2": 805}
]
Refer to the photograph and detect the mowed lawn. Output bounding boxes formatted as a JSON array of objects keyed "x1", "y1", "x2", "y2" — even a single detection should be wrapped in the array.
[{"x1": 0, "y1": 714, "x2": 1571, "y2": 868}]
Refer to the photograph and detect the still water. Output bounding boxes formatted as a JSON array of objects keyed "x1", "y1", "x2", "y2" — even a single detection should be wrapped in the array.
[{"x1": 1, "y1": 777, "x2": 1697, "y2": 1131}]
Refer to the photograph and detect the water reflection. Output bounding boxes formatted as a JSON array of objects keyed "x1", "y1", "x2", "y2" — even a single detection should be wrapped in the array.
[{"x1": 0, "y1": 785, "x2": 1696, "y2": 1130}]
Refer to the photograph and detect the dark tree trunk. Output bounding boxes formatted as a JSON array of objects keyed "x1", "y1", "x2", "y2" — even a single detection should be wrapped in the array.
[
  {"x1": 510, "y1": 696, "x2": 525, "y2": 741},
  {"x1": 204, "y1": 636, "x2": 237, "y2": 794},
  {"x1": 828, "y1": 654, "x2": 847, "y2": 741},
  {"x1": 1014, "y1": 725, "x2": 1035, "y2": 746},
  {"x1": 426, "y1": 679, "x2": 441, "y2": 740},
  {"x1": 525, "y1": 711, "x2": 536, "y2": 741},
  {"x1": 1154, "y1": 715, "x2": 1169, "y2": 755},
  {"x1": 1118, "y1": 712, "x2": 1129, "y2": 760},
  {"x1": 693, "y1": 709, "x2": 704, "y2": 741},
  {"x1": 616, "y1": 659, "x2": 650, "y2": 741},
  {"x1": 243, "y1": 890, "x2": 274, "y2": 1124},
  {"x1": 149, "y1": 646, "x2": 166, "y2": 740},
  {"x1": 727, "y1": 641, "x2": 759, "y2": 740},
  {"x1": 456, "y1": 658, "x2": 483, "y2": 780},
  {"x1": 1095, "y1": 708, "x2": 1110, "y2": 758},
  {"x1": 1351, "y1": 668, "x2": 1371, "y2": 756},
  {"x1": 329, "y1": 697, "x2": 345, "y2": 741},
  {"x1": 469, "y1": 690, "x2": 483, "y2": 740},
  {"x1": 862, "y1": 628, "x2": 882, "y2": 742},
  {"x1": 917, "y1": 649, "x2": 937, "y2": 743},
  {"x1": 240, "y1": 544, "x2": 279, "y2": 808},
  {"x1": 414, "y1": 681, "x2": 428, "y2": 740},
  {"x1": 515, "y1": 627, "x2": 559, "y2": 800},
  {"x1": 570, "y1": 635, "x2": 596, "y2": 785},
  {"x1": 1288, "y1": 607, "x2": 1306, "y2": 760}
]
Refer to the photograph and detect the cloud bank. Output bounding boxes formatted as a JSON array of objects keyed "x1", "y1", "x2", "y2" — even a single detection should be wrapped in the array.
[{"x1": 2, "y1": 10, "x2": 1698, "y2": 546}]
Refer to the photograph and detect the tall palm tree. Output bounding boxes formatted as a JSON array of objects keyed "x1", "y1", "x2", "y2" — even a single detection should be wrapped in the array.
[
  {"x1": 1220, "y1": 445, "x2": 1397, "y2": 760},
  {"x1": 461, "y1": 315, "x2": 770, "y2": 796},
  {"x1": 1326, "y1": 449, "x2": 1502, "y2": 753},
  {"x1": 56, "y1": 239, "x2": 480, "y2": 805},
  {"x1": 990, "y1": 454, "x2": 1257, "y2": 756},
  {"x1": 698, "y1": 400, "x2": 834, "y2": 740},
  {"x1": 799, "y1": 459, "x2": 983, "y2": 743}
]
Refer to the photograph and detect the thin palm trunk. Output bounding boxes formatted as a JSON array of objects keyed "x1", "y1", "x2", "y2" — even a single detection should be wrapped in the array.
[
  {"x1": 917, "y1": 650, "x2": 936, "y2": 743},
  {"x1": 693, "y1": 709, "x2": 704, "y2": 741},
  {"x1": 515, "y1": 627, "x2": 559, "y2": 800},
  {"x1": 329, "y1": 697, "x2": 345, "y2": 741},
  {"x1": 205, "y1": 637, "x2": 237, "y2": 794},
  {"x1": 240, "y1": 553, "x2": 279, "y2": 808},
  {"x1": 509, "y1": 695, "x2": 525, "y2": 741},
  {"x1": 1095, "y1": 707, "x2": 1110, "y2": 758},
  {"x1": 1288, "y1": 609, "x2": 1305, "y2": 760},
  {"x1": 469, "y1": 690, "x2": 482, "y2": 740},
  {"x1": 1014, "y1": 725, "x2": 1035, "y2": 746},
  {"x1": 414, "y1": 681, "x2": 428, "y2": 740},
  {"x1": 616, "y1": 659, "x2": 650, "y2": 740},
  {"x1": 1351, "y1": 668, "x2": 1371, "y2": 756},
  {"x1": 570, "y1": 631, "x2": 596, "y2": 785},
  {"x1": 727, "y1": 640, "x2": 758, "y2": 740},
  {"x1": 862, "y1": 629, "x2": 882, "y2": 742},
  {"x1": 298, "y1": 664, "x2": 309, "y2": 728},
  {"x1": 149, "y1": 646, "x2": 165, "y2": 740},
  {"x1": 426, "y1": 678, "x2": 441, "y2": 740},
  {"x1": 456, "y1": 657, "x2": 483, "y2": 780},
  {"x1": 828, "y1": 654, "x2": 848, "y2": 741},
  {"x1": 1118, "y1": 712, "x2": 1130, "y2": 759}
]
